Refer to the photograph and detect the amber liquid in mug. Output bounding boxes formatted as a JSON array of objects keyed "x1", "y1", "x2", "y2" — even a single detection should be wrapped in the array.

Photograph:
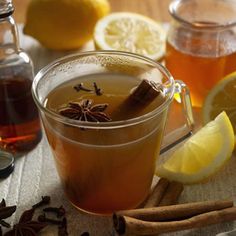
[
  {"x1": 44, "y1": 73, "x2": 167, "y2": 214},
  {"x1": 165, "y1": 25, "x2": 236, "y2": 107}
]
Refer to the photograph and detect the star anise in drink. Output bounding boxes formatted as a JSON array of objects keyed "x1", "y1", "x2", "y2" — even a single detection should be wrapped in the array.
[{"x1": 59, "y1": 99, "x2": 111, "y2": 122}]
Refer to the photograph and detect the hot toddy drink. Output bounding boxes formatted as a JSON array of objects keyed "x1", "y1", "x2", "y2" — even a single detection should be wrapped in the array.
[{"x1": 44, "y1": 73, "x2": 167, "y2": 214}]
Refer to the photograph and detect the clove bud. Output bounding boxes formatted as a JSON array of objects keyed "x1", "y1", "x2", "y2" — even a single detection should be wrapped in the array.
[
  {"x1": 32, "y1": 196, "x2": 51, "y2": 209},
  {"x1": 38, "y1": 214, "x2": 63, "y2": 225},
  {"x1": 93, "y1": 82, "x2": 102, "y2": 95},
  {"x1": 43, "y1": 205, "x2": 66, "y2": 218},
  {"x1": 58, "y1": 217, "x2": 68, "y2": 236},
  {"x1": 81, "y1": 232, "x2": 90, "y2": 236}
]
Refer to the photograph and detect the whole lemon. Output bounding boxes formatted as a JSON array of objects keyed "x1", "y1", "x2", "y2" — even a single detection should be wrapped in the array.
[{"x1": 24, "y1": 0, "x2": 110, "y2": 50}]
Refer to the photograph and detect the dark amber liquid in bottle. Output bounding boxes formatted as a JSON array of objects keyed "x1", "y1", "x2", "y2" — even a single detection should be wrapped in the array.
[
  {"x1": 0, "y1": 75, "x2": 42, "y2": 155},
  {"x1": 0, "y1": 1, "x2": 42, "y2": 156}
]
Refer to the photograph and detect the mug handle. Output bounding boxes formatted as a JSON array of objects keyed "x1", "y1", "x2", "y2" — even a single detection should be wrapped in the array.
[{"x1": 160, "y1": 80, "x2": 194, "y2": 154}]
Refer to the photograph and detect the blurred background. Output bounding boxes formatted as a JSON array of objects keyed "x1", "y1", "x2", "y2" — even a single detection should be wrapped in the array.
[{"x1": 13, "y1": 0, "x2": 172, "y2": 23}]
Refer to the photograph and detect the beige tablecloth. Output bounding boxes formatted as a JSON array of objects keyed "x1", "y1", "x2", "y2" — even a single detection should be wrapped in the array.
[{"x1": 0, "y1": 25, "x2": 236, "y2": 236}]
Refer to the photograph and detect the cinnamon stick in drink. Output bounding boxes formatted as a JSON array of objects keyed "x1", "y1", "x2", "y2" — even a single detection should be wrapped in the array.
[
  {"x1": 114, "y1": 206, "x2": 236, "y2": 235},
  {"x1": 127, "y1": 79, "x2": 162, "y2": 105},
  {"x1": 111, "y1": 79, "x2": 163, "y2": 120}
]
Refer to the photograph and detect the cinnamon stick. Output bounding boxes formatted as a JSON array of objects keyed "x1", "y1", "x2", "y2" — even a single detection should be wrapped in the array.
[
  {"x1": 127, "y1": 80, "x2": 162, "y2": 105},
  {"x1": 143, "y1": 179, "x2": 183, "y2": 236},
  {"x1": 114, "y1": 206, "x2": 236, "y2": 235},
  {"x1": 111, "y1": 79, "x2": 163, "y2": 120},
  {"x1": 115, "y1": 199, "x2": 233, "y2": 221},
  {"x1": 158, "y1": 181, "x2": 184, "y2": 206},
  {"x1": 144, "y1": 178, "x2": 170, "y2": 208}
]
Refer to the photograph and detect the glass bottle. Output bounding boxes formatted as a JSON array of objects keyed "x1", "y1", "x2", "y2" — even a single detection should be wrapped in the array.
[{"x1": 0, "y1": 0, "x2": 42, "y2": 155}]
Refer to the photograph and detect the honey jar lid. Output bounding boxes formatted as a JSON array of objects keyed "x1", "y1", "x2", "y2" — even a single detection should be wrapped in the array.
[{"x1": 0, "y1": 151, "x2": 14, "y2": 178}]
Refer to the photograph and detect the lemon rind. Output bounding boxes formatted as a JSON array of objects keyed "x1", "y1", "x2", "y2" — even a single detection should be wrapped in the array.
[{"x1": 202, "y1": 72, "x2": 236, "y2": 124}]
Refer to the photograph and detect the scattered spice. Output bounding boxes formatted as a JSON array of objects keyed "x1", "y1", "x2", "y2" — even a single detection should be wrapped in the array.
[
  {"x1": 0, "y1": 204, "x2": 16, "y2": 227},
  {"x1": 1, "y1": 196, "x2": 70, "y2": 236},
  {"x1": 113, "y1": 200, "x2": 235, "y2": 235},
  {"x1": 74, "y1": 83, "x2": 92, "y2": 92},
  {"x1": 38, "y1": 214, "x2": 63, "y2": 225},
  {"x1": 143, "y1": 178, "x2": 170, "y2": 208},
  {"x1": 58, "y1": 217, "x2": 68, "y2": 236},
  {"x1": 0, "y1": 199, "x2": 16, "y2": 233},
  {"x1": 0, "y1": 206, "x2": 16, "y2": 220},
  {"x1": 114, "y1": 206, "x2": 236, "y2": 235},
  {"x1": 0, "y1": 199, "x2": 13, "y2": 229},
  {"x1": 0, "y1": 221, "x2": 10, "y2": 228},
  {"x1": 4, "y1": 208, "x2": 47, "y2": 236},
  {"x1": 59, "y1": 99, "x2": 111, "y2": 122},
  {"x1": 43, "y1": 206, "x2": 66, "y2": 218},
  {"x1": 93, "y1": 82, "x2": 102, "y2": 95},
  {"x1": 0, "y1": 200, "x2": 6, "y2": 208},
  {"x1": 81, "y1": 232, "x2": 89, "y2": 236},
  {"x1": 117, "y1": 199, "x2": 233, "y2": 222},
  {"x1": 32, "y1": 196, "x2": 51, "y2": 209},
  {"x1": 158, "y1": 181, "x2": 184, "y2": 206}
]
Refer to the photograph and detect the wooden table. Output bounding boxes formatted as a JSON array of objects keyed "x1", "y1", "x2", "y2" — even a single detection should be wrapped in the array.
[{"x1": 12, "y1": 0, "x2": 172, "y2": 23}]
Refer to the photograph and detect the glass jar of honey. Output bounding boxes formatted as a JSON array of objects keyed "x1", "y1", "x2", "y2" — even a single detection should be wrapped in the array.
[{"x1": 165, "y1": 0, "x2": 236, "y2": 107}]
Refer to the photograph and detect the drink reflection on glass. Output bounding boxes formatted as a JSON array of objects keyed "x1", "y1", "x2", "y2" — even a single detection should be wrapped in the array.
[
  {"x1": 32, "y1": 51, "x2": 193, "y2": 214},
  {"x1": 165, "y1": 0, "x2": 236, "y2": 107}
]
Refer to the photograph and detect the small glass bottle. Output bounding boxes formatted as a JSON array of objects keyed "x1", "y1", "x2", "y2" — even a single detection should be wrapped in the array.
[{"x1": 0, "y1": 0, "x2": 42, "y2": 155}]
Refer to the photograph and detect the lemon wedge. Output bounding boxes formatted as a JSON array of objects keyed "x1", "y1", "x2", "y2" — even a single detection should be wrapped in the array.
[
  {"x1": 156, "y1": 112, "x2": 234, "y2": 184},
  {"x1": 94, "y1": 12, "x2": 166, "y2": 61}
]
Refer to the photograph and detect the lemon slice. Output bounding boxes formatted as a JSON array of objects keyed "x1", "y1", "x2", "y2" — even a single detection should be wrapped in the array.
[
  {"x1": 156, "y1": 112, "x2": 234, "y2": 184},
  {"x1": 202, "y1": 72, "x2": 236, "y2": 133},
  {"x1": 94, "y1": 12, "x2": 166, "y2": 61}
]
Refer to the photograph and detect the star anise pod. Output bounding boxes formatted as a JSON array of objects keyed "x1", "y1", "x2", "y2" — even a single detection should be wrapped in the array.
[
  {"x1": 59, "y1": 99, "x2": 111, "y2": 122},
  {"x1": 4, "y1": 208, "x2": 47, "y2": 236},
  {"x1": 0, "y1": 200, "x2": 6, "y2": 208},
  {"x1": 0, "y1": 199, "x2": 16, "y2": 229}
]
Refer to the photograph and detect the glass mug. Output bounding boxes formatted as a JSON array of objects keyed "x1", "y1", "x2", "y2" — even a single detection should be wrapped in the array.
[
  {"x1": 32, "y1": 51, "x2": 194, "y2": 214},
  {"x1": 165, "y1": 0, "x2": 236, "y2": 107}
]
